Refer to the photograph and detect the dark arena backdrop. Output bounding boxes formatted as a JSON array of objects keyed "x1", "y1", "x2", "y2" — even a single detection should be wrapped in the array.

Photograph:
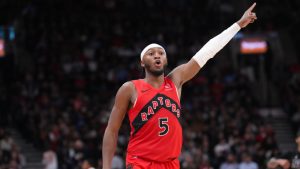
[{"x1": 0, "y1": 0, "x2": 300, "y2": 169}]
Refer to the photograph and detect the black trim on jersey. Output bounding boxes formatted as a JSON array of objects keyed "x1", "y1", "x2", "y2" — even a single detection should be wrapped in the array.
[{"x1": 132, "y1": 93, "x2": 181, "y2": 135}]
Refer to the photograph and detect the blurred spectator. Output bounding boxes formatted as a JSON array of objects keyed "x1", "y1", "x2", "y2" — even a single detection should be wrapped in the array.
[
  {"x1": 0, "y1": 128, "x2": 26, "y2": 169},
  {"x1": 214, "y1": 137, "x2": 230, "y2": 158},
  {"x1": 238, "y1": 153, "x2": 258, "y2": 169},
  {"x1": 220, "y1": 153, "x2": 239, "y2": 169},
  {"x1": 111, "y1": 153, "x2": 124, "y2": 169},
  {"x1": 0, "y1": 133, "x2": 13, "y2": 163},
  {"x1": 198, "y1": 156, "x2": 213, "y2": 169},
  {"x1": 42, "y1": 147, "x2": 58, "y2": 169}
]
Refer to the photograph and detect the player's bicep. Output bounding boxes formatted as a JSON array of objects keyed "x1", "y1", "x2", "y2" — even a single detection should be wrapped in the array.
[
  {"x1": 168, "y1": 59, "x2": 201, "y2": 86},
  {"x1": 106, "y1": 82, "x2": 132, "y2": 132}
]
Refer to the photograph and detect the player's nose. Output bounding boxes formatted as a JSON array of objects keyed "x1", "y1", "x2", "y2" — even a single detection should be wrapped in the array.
[{"x1": 154, "y1": 53, "x2": 161, "y2": 59}]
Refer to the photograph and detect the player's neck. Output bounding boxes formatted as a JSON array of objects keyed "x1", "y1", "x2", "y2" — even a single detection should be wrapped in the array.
[{"x1": 144, "y1": 74, "x2": 164, "y2": 89}]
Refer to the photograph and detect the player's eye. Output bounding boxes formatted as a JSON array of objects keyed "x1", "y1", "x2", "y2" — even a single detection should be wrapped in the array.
[
  {"x1": 159, "y1": 52, "x2": 164, "y2": 55},
  {"x1": 148, "y1": 52, "x2": 153, "y2": 56}
]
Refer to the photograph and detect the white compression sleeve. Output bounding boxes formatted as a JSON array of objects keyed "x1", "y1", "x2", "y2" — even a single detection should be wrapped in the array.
[{"x1": 192, "y1": 23, "x2": 241, "y2": 67}]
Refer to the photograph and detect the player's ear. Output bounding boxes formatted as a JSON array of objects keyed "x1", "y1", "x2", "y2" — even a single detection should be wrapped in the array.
[{"x1": 140, "y1": 60, "x2": 145, "y2": 68}]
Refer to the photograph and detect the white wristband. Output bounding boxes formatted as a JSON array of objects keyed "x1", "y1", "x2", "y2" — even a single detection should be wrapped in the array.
[{"x1": 192, "y1": 23, "x2": 241, "y2": 67}]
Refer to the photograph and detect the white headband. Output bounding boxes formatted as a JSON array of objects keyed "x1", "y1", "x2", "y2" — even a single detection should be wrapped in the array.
[{"x1": 140, "y1": 43, "x2": 166, "y2": 61}]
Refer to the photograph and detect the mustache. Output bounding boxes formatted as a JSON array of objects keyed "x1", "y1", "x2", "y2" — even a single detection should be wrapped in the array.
[{"x1": 144, "y1": 62, "x2": 167, "y2": 76}]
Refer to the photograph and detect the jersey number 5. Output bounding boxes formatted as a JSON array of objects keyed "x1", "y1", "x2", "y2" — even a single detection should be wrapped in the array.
[{"x1": 158, "y1": 118, "x2": 169, "y2": 136}]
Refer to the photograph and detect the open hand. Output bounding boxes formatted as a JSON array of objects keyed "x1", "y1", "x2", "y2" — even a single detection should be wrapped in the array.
[{"x1": 237, "y1": 3, "x2": 257, "y2": 28}]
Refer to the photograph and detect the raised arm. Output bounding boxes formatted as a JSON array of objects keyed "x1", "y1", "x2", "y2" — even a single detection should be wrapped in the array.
[
  {"x1": 102, "y1": 82, "x2": 134, "y2": 169},
  {"x1": 168, "y1": 3, "x2": 257, "y2": 87}
]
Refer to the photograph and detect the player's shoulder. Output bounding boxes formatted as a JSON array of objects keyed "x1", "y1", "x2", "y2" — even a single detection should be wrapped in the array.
[
  {"x1": 124, "y1": 79, "x2": 146, "y2": 87},
  {"x1": 121, "y1": 81, "x2": 135, "y2": 90},
  {"x1": 121, "y1": 80, "x2": 143, "y2": 92},
  {"x1": 116, "y1": 81, "x2": 136, "y2": 98}
]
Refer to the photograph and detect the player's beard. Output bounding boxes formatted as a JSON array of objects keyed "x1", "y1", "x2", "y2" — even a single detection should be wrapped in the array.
[{"x1": 144, "y1": 63, "x2": 167, "y2": 77}]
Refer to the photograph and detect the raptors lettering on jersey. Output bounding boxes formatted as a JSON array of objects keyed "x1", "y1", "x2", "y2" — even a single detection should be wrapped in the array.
[{"x1": 140, "y1": 95, "x2": 181, "y2": 121}]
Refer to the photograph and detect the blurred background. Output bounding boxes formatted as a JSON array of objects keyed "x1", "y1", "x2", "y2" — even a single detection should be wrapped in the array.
[{"x1": 0, "y1": 0, "x2": 300, "y2": 169}]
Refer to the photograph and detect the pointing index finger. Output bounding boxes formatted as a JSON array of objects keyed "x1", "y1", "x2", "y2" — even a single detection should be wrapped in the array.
[{"x1": 247, "y1": 2, "x2": 256, "y2": 12}]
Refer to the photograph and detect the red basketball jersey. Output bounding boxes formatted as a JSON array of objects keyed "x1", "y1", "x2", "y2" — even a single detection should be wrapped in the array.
[{"x1": 126, "y1": 77, "x2": 182, "y2": 162}]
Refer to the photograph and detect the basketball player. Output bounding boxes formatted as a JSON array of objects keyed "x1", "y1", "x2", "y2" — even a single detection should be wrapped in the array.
[{"x1": 102, "y1": 3, "x2": 257, "y2": 169}]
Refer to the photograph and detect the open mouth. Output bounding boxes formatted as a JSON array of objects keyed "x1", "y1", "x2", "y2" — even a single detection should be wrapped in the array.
[{"x1": 155, "y1": 60, "x2": 161, "y2": 66}]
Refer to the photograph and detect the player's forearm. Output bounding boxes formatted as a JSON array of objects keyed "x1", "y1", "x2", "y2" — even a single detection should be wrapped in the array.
[
  {"x1": 192, "y1": 22, "x2": 241, "y2": 68},
  {"x1": 102, "y1": 127, "x2": 118, "y2": 169}
]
